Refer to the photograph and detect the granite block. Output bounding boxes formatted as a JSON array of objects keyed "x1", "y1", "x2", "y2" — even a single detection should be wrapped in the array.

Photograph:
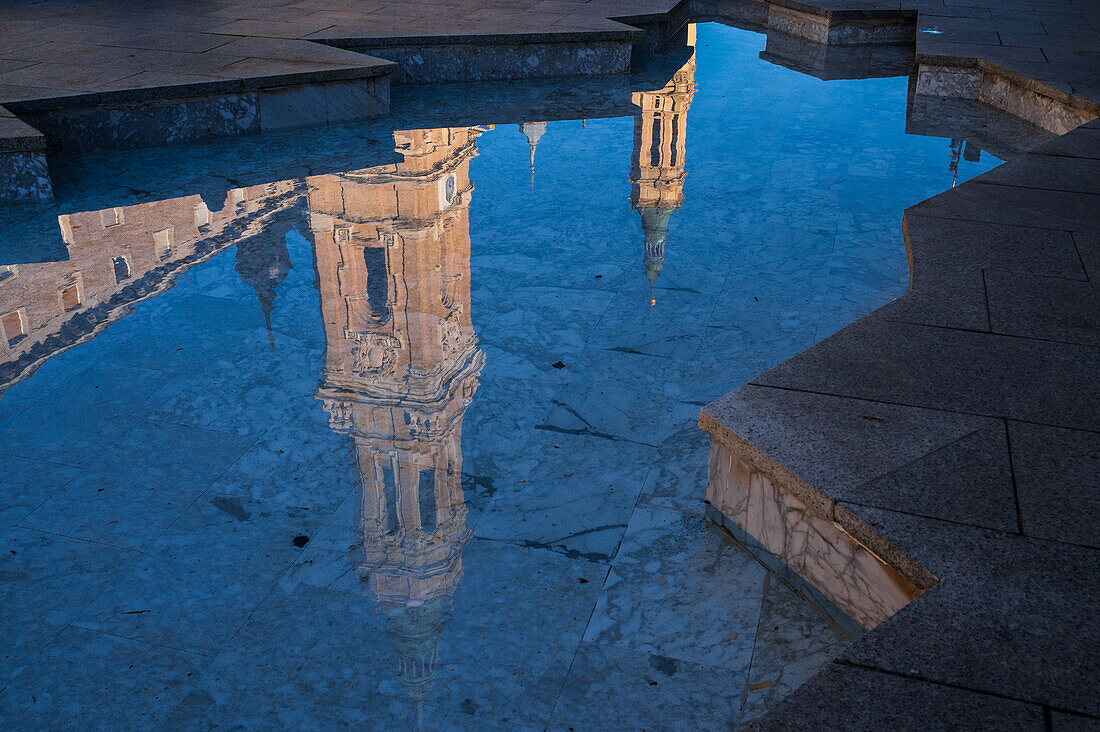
[
  {"x1": 259, "y1": 81, "x2": 330, "y2": 130},
  {"x1": 985, "y1": 270, "x2": 1100, "y2": 346},
  {"x1": 836, "y1": 507, "x2": 1100, "y2": 717},
  {"x1": 0, "y1": 114, "x2": 46, "y2": 153},
  {"x1": 1052, "y1": 712, "x2": 1100, "y2": 732},
  {"x1": 976, "y1": 152, "x2": 1100, "y2": 194},
  {"x1": 22, "y1": 91, "x2": 261, "y2": 155},
  {"x1": 915, "y1": 63, "x2": 982, "y2": 98},
  {"x1": 837, "y1": 423, "x2": 1018, "y2": 532},
  {"x1": 1008, "y1": 421, "x2": 1100, "y2": 548},
  {"x1": 875, "y1": 263, "x2": 990, "y2": 331},
  {"x1": 747, "y1": 662, "x2": 1045, "y2": 731},
  {"x1": 0, "y1": 149, "x2": 52, "y2": 203},
  {"x1": 901, "y1": 212, "x2": 1087, "y2": 280},
  {"x1": 752, "y1": 317, "x2": 1100, "y2": 431},
  {"x1": 700, "y1": 384, "x2": 995, "y2": 502},
  {"x1": 1035, "y1": 124, "x2": 1100, "y2": 159},
  {"x1": 366, "y1": 39, "x2": 634, "y2": 84},
  {"x1": 1071, "y1": 229, "x2": 1100, "y2": 282}
]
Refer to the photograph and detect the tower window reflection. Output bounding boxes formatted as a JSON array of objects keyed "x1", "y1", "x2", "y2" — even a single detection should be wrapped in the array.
[
  {"x1": 111, "y1": 255, "x2": 130, "y2": 284},
  {"x1": 363, "y1": 246, "x2": 390, "y2": 320},
  {"x1": 2, "y1": 309, "x2": 27, "y2": 346},
  {"x1": 153, "y1": 228, "x2": 173, "y2": 259},
  {"x1": 418, "y1": 469, "x2": 438, "y2": 533},
  {"x1": 59, "y1": 283, "x2": 81, "y2": 312}
]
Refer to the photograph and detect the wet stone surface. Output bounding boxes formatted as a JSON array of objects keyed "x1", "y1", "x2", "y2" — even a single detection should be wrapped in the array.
[{"x1": 0, "y1": 22, "x2": 1010, "y2": 730}]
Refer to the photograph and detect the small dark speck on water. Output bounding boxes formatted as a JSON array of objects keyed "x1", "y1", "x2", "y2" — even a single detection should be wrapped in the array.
[
  {"x1": 594, "y1": 274, "x2": 602, "y2": 279},
  {"x1": 293, "y1": 535, "x2": 310, "y2": 548},
  {"x1": 578, "y1": 577, "x2": 589, "y2": 583},
  {"x1": 552, "y1": 361, "x2": 565, "y2": 369}
]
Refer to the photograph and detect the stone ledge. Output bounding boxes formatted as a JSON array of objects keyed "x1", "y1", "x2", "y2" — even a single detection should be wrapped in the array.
[
  {"x1": 0, "y1": 56, "x2": 397, "y2": 115},
  {"x1": 317, "y1": 28, "x2": 644, "y2": 49},
  {"x1": 0, "y1": 105, "x2": 52, "y2": 203},
  {"x1": 914, "y1": 57, "x2": 1098, "y2": 136},
  {"x1": 347, "y1": 39, "x2": 635, "y2": 84},
  {"x1": 0, "y1": 110, "x2": 46, "y2": 154}
]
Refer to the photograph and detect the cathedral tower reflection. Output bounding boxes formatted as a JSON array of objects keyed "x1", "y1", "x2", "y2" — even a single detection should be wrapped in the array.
[
  {"x1": 629, "y1": 25, "x2": 696, "y2": 305},
  {"x1": 309, "y1": 127, "x2": 485, "y2": 704}
]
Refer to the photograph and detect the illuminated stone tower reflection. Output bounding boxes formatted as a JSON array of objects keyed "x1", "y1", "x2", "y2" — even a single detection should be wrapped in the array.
[
  {"x1": 310, "y1": 127, "x2": 485, "y2": 709},
  {"x1": 629, "y1": 25, "x2": 696, "y2": 306}
]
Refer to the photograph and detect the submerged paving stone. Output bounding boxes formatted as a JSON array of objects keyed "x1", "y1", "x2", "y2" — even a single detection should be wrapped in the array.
[
  {"x1": 0, "y1": 626, "x2": 203, "y2": 730},
  {"x1": 583, "y1": 505, "x2": 767, "y2": 669},
  {"x1": 548, "y1": 641, "x2": 743, "y2": 731},
  {"x1": 0, "y1": 452, "x2": 80, "y2": 531},
  {"x1": 739, "y1": 575, "x2": 851, "y2": 726}
]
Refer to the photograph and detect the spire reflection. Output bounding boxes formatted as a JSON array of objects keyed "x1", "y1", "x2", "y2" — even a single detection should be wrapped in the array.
[{"x1": 629, "y1": 25, "x2": 696, "y2": 307}]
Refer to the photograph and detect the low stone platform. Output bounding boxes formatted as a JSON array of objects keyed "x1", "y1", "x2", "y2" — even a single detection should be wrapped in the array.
[
  {"x1": 699, "y1": 1, "x2": 1100, "y2": 726},
  {"x1": 0, "y1": 0, "x2": 700, "y2": 200}
]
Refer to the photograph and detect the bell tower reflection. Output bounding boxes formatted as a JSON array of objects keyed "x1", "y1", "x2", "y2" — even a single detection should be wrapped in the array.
[
  {"x1": 310, "y1": 127, "x2": 485, "y2": 705},
  {"x1": 629, "y1": 25, "x2": 696, "y2": 305}
]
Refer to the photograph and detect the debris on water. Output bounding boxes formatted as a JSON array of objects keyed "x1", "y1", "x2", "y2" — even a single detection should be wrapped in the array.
[
  {"x1": 552, "y1": 361, "x2": 565, "y2": 369},
  {"x1": 292, "y1": 535, "x2": 310, "y2": 548}
]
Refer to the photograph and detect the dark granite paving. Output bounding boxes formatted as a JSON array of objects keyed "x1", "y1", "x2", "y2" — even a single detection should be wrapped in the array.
[
  {"x1": 684, "y1": 0, "x2": 1099, "y2": 729},
  {"x1": 714, "y1": 78, "x2": 1100, "y2": 732}
]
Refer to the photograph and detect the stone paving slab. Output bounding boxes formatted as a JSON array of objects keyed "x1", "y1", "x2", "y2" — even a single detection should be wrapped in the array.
[
  {"x1": 835, "y1": 506, "x2": 1100, "y2": 717},
  {"x1": 753, "y1": 315, "x2": 1100, "y2": 430},
  {"x1": 751, "y1": 662, "x2": 1047, "y2": 731}
]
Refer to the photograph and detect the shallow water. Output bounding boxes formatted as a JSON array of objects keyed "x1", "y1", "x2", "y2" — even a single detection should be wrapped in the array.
[{"x1": 0, "y1": 22, "x2": 1003, "y2": 730}]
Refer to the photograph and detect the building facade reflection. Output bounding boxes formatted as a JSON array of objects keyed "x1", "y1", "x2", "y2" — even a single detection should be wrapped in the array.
[
  {"x1": 0, "y1": 182, "x2": 302, "y2": 387},
  {"x1": 309, "y1": 127, "x2": 485, "y2": 704},
  {"x1": 629, "y1": 25, "x2": 695, "y2": 305}
]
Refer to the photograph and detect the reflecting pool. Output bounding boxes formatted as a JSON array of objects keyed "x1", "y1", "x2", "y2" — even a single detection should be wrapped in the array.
[{"x1": 0, "y1": 21, "x2": 1010, "y2": 730}]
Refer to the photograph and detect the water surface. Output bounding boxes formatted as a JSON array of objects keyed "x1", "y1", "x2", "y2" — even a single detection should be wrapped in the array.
[{"x1": 0, "y1": 22, "x2": 1003, "y2": 730}]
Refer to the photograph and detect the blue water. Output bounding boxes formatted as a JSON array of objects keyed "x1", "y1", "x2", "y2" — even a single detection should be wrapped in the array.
[{"x1": 0, "y1": 23, "x2": 998, "y2": 730}]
